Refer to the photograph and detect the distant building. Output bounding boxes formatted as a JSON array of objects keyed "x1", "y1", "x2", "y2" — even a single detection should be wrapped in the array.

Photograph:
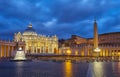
[
  {"x1": 59, "y1": 20, "x2": 120, "y2": 56},
  {"x1": 14, "y1": 24, "x2": 58, "y2": 54}
]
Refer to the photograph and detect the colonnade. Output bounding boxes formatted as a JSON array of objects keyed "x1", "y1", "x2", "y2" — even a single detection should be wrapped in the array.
[
  {"x1": 59, "y1": 45, "x2": 120, "y2": 57},
  {"x1": 0, "y1": 41, "x2": 15, "y2": 58},
  {"x1": 0, "y1": 40, "x2": 25, "y2": 58}
]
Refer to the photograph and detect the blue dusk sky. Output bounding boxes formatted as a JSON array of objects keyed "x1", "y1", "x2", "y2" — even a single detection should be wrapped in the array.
[{"x1": 0, "y1": 0, "x2": 120, "y2": 40}]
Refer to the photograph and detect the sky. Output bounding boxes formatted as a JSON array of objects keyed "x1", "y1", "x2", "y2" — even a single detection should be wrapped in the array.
[{"x1": 0, "y1": 0, "x2": 120, "y2": 40}]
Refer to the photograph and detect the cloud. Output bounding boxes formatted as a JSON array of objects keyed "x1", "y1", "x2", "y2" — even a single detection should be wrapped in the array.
[
  {"x1": 43, "y1": 18, "x2": 57, "y2": 27},
  {"x1": 0, "y1": 0, "x2": 120, "y2": 39}
]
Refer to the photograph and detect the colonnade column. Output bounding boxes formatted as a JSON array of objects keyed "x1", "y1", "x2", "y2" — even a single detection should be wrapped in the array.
[
  {"x1": 101, "y1": 49, "x2": 104, "y2": 57},
  {"x1": 106, "y1": 49, "x2": 108, "y2": 56},
  {"x1": 9, "y1": 46, "x2": 11, "y2": 57},
  {"x1": 6, "y1": 46, "x2": 8, "y2": 57},
  {"x1": 11, "y1": 46, "x2": 14, "y2": 57},
  {"x1": 115, "y1": 50, "x2": 117, "y2": 56},
  {"x1": 8, "y1": 46, "x2": 10, "y2": 57},
  {"x1": 100, "y1": 49, "x2": 102, "y2": 57},
  {"x1": 84, "y1": 47, "x2": 86, "y2": 56},
  {"x1": 105, "y1": 49, "x2": 107, "y2": 57},
  {"x1": 87, "y1": 47, "x2": 90, "y2": 56},
  {"x1": 109, "y1": 50, "x2": 112, "y2": 57},
  {"x1": 4, "y1": 45, "x2": 6, "y2": 57},
  {"x1": 0, "y1": 44, "x2": 1, "y2": 57},
  {"x1": 44, "y1": 47, "x2": 46, "y2": 53}
]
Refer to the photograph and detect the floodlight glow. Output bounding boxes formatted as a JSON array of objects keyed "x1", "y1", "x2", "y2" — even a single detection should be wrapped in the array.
[{"x1": 94, "y1": 47, "x2": 101, "y2": 52}]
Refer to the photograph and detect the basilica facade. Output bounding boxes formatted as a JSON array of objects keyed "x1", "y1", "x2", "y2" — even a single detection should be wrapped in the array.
[{"x1": 14, "y1": 24, "x2": 58, "y2": 54}]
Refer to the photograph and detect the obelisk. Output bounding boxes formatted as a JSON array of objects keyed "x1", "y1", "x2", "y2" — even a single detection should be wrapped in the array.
[
  {"x1": 93, "y1": 19, "x2": 100, "y2": 52},
  {"x1": 94, "y1": 19, "x2": 98, "y2": 48}
]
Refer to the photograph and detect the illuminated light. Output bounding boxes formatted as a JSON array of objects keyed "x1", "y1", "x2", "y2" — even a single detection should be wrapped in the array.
[
  {"x1": 19, "y1": 47, "x2": 22, "y2": 51},
  {"x1": 75, "y1": 51, "x2": 78, "y2": 55},
  {"x1": 118, "y1": 52, "x2": 120, "y2": 56},
  {"x1": 94, "y1": 47, "x2": 101, "y2": 52},
  {"x1": 67, "y1": 50, "x2": 71, "y2": 55},
  {"x1": 81, "y1": 50, "x2": 84, "y2": 56}
]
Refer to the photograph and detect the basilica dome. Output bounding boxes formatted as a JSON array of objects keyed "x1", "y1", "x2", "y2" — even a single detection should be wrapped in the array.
[{"x1": 23, "y1": 24, "x2": 37, "y2": 36}]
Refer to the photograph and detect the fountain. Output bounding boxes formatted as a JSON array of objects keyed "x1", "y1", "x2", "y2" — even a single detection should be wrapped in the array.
[{"x1": 10, "y1": 47, "x2": 31, "y2": 62}]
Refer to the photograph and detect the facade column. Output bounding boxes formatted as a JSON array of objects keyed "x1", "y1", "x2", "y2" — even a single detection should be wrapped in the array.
[
  {"x1": 83, "y1": 46, "x2": 85, "y2": 56},
  {"x1": 105, "y1": 49, "x2": 106, "y2": 56},
  {"x1": 112, "y1": 49, "x2": 114, "y2": 57},
  {"x1": 106, "y1": 49, "x2": 108, "y2": 56},
  {"x1": 36, "y1": 47, "x2": 37, "y2": 54},
  {"x1": 100, "y1": 49, "x2": 102, "y2": 56},
  {"x1": 87, "y1": 46, "x2": 90, "y2": 57},
  {"x1": 48, "y1": 47, "x2": 51, "y2": 53},
  {"x1": 33, "y1": 46, "x2": 35, "y2": 54},
  {"x1": 51, "y1": 46, "x2": 54, "y2": 53},
  {"x1": 113, "y1": 50, "x2": 115, "y2": 57},
  {"x1": 110, "y1": 49, "x2": 112, "y2": 57},
  {"x1": 109, "y1": 49, "x2": 111, "y2": 57},
  {"x1": 40, "y1": 47, "x2": 41, "y2": 53},
  {"x1": 100, "y1": 48, "x2": 102, "y2": 57},
  {"x1": 104, "y1": 49, "x2": 106, "y2": 57},
  {"x1": 102, "y1": 49, "x2": 104, "y2": 56},
  {"x1": 43, "y1": 46, "x2": 45, "y2": 53},
  {"x1": 103, "y1": 49, "x2": 105, "y2": 57},
  {"x1": 117, "y1": 49, "x2": 119, "y2": 56},
  {"x1": 117, "y1": 50, "x2": 119, "y2": 56},
  {"x1": 32, "y1": 46, "x2": 34, "y2": 54},
  {"x1": 115, "y1": 50, "x2": 117, "y2": 56},
  {"x1": 49, "y1": 47, "x2": 51, "y2": 54},
  {"x1": 84, "y1": 47, "x2": 86, "y2": 56},
  {"x1": 111, "y1": 50, "x2": 113, "y2": 57},
  {"x1": 48, "y1": 47, "x2": 50, "y2": 54},
  {"x1": 44, "y1": 43, "x2": 46, "y2": 53},
  {"x1": 41, "y1": 47, "x2": 43, "y2": 53},
  {"x1": 44, "y1": 47, "x2": 46, "y2": 54}
]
